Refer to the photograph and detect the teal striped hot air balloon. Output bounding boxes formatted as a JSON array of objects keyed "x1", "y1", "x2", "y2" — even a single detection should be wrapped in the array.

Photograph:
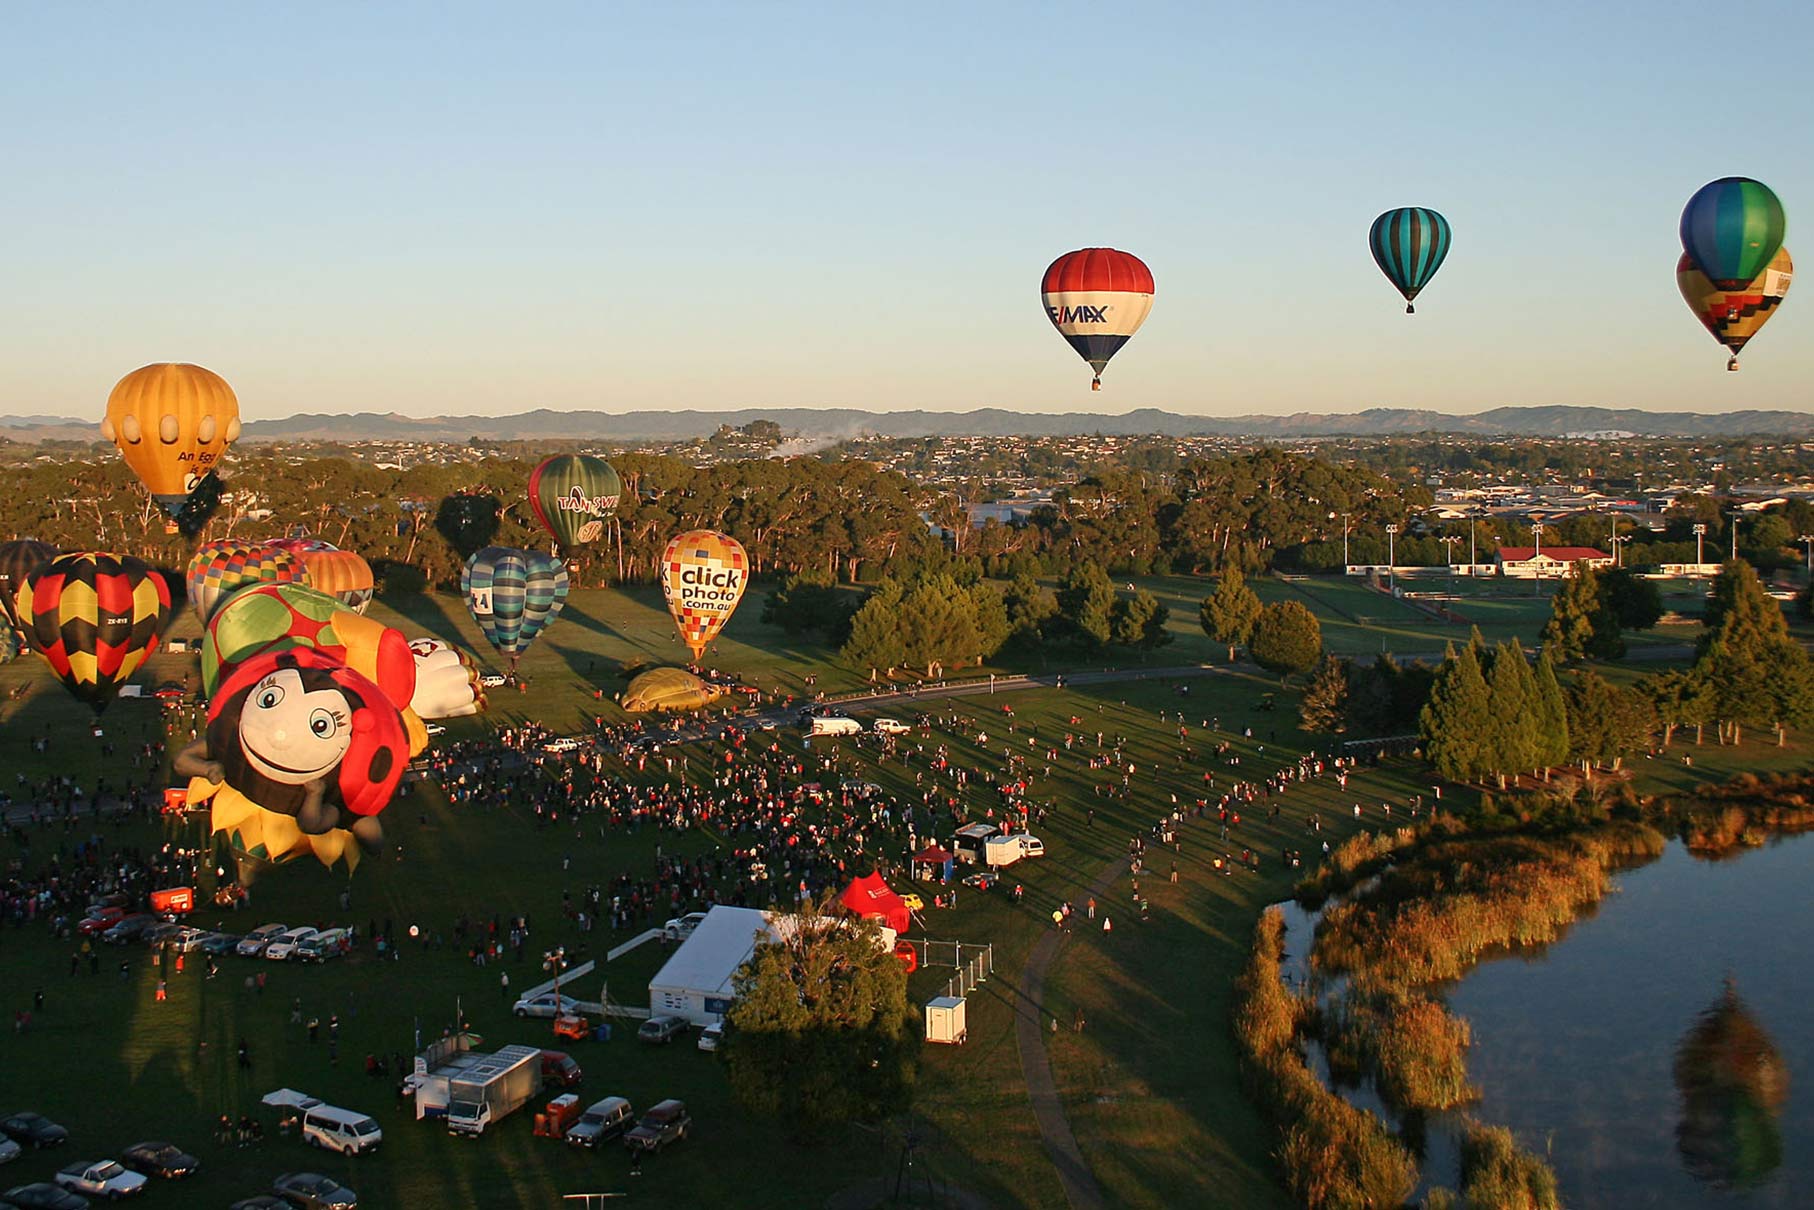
[
  {"x1": 1681, "y1": 177, "x2": 1786, "y2": 291},
  {"x1": 461, "y1": 547, "x2": 569, "y2": 670},
  {"x1": 1370, "y1": 207, "x2": 1452, "y2": 313}
]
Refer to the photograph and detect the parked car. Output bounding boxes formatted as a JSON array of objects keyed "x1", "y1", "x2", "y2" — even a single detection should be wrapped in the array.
[
  {"x1": 661, "y1": 911, "x2": 708, "y2": 941},
  {"x1": 117, "y1": 1141, "x2": 198, "y2": 1180},
  {"x1": 873, "y1": 718, "x2": 911, "y2": 735},
  {"x1": 623, "y1": 1100, "x2": 691, "y2": 1152},
  {"x1": 76, "y1": 908, "x2": 124, "y2": 937},
  {"x1": 236, "y1": 924, "x2": 288, "y2": 957},
  {"x1": 961, "y1": 869, "x2": 1000, "y2": 889},
  {"x1": 478, "y1": 673, "x2": 507, "y2": 688},
  {"x1": 101, "y1": 915, "x2": 155, "y2": 945},
  {"x1": 540, "y1": 1051, "x2": 583, "y2": 1088},
  {"x1": 512, "y1": 993, "x2": 581, "y2": 1020},
  {"x1": 54, "y1": 1160, "x2": 146, "y2": 1199},
  {"x1": 166, "y1": 926, "x2": 211, "y2": 953},
  {"x1": 271, "y1": 1172, "x2": 357, "y2": 1210},
  {"x1": 423, "y1": 722, "x2": 446, "y2": 737},
  {"x1": 198, "y1": 932, "x2": 242, "y2": 956},
  {"x1": 899, "y1": 893, "x2": 925, "y2": 912},
  {"x1": 698, "y1": 1021, "x2": 724, "y2": 1053},
  {"x1": 227, "y1": 1198, "x2": 290, "y2": 1210},
  {"x1": 263, "y1": 927, "x2": 319, "y2": 961},
  {"x1": 541, "y1": 736, "x2": 582, "y2": 754},
  {"x1": 1, "y1": 1113, "x2": 69, "y2": 1149},
  {"x1": 563, "y1": 1096, "x2": 633, "y2": 1148},
  {"x1": 296, "y1": 929, "x2": 351, "y2": 963},
  {"x1": 3, "y1": 1183, "x2": 89, "y2": 1210},
  {"x1": 142, "y1": 921, "x2": 186, "y2": 948},
  {"x1": 0, "y1": 1138, "x2": 19, "y2": 1165},
  {"x1": 637, "y1": 1016, "x2": 688, "y2": 1046}
]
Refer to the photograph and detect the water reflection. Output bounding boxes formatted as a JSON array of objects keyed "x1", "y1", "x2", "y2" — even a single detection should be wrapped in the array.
[{"x1": 1675, "y1": 980, "x2": 1789, "y2": 1191}]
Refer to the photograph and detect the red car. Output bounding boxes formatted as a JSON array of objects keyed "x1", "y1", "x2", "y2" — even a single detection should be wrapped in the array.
[
  {"x1": 78, "y1": 907, "x2": 125, "y2": 936},
  {"x1": 540, "y1": 1050, "x2": 583, "y2": 1087}
]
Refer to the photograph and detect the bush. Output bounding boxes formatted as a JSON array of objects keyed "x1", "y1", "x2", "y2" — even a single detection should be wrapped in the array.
[{"x1": 1460, "y1": 1123, "x2": 1561, "y2": 1210}]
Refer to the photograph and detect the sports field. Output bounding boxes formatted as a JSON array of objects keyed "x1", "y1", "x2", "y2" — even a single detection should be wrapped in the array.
[{"x1": 0, "y1": 578, "x2": 1798, "y2": 1208}]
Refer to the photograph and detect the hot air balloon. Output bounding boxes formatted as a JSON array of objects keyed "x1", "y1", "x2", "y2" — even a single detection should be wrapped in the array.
[
  {"x1": 406, "y1": 638, "x2": 487, "y2": 719},
  {"x1": 185, "y1": 540, "x2": 306, "y2": 625},
  {"x1": 17, "y1": 552, "x2": 173, "y2": 713},
  {"x1": 1681, "y1": 178, "x2": 1787, "y2": 292},
  {"x1": 0, "y1": 539, "x2": 58, "y2": 645},
  {"x1": 660, "y1": 530, "x2": 748, "y2": 661},
  {"x1": 98, "y1": 363, "x2": 241, "y2": 516},
  {"x1": 1678, "y1": 247, "x2": 1792, "y2": 371},
  {"x1": 176, "y1": 648, "x2": 410, "y2": 871},
  {"x1": 1369, "y1": 208, "x2": 1452, "y2": 314},
  {"x1": 299, "y1": 548, "x2": 375, "y2": 613},
  {"x1": 528, "y1": 455, "x2": 623, "y2": 548},
  {"x1": 1041, "y1": 248, "x2": 1154, "y2": 390},
  {"x1": 462, "y1": 547, "x2": 569, "y2": 669}
]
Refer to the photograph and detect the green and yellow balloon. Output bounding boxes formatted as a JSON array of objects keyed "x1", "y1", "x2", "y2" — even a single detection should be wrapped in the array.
[{"x1": 528, "y1": 455, "x2": 622, "y2": 548}]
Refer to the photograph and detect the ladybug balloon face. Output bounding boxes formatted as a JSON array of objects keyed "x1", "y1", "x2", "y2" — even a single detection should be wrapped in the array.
[{"x1": 239, "y1": 665, "x2": 357, "y2": 786}]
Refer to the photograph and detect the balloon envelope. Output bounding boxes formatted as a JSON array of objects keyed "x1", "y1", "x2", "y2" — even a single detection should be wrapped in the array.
[
  {"x1": 528, "y1": 455, "x2": 623, "y2": 547},
  {"x1": 185, "y1": 540, "x2": 306, "y2": 625},
  {"x1": 462, "y1": 547, "x2": 569, "y2": 663},
  {"x1": 1369, "y1": 207, "x2": 1452, "y2": 312},
  {"x1": 1041, "y1": 248, "x2": 1154, "y2": 389},
  {"x1": 407, "y1": 638, "x2": 487, "y2": 719},
  {"x1": 18, "y1": 551, "x2": 173, "y2": 713},
  {"x1": 660, "y1": 530, "x2": 749, "y2": 661},
  {"x1": 1681, "y1": 177, "x2": 1787, "y2": 292},
  {"x1": 300, "y1": 548, "x2": 375, "y2": 614},
  {"x1": 1678, "y1": 247, "x2": 1792, "y2": 369},
  {"x1": 203, "y1": 581, "x2": 416, "y2": 717},
  {"x1": 98, "y1": 363, "x2": 241, "y2": 515},
  {"x1": 0, "y1": 539, "x2": 58, "y2": 642}
]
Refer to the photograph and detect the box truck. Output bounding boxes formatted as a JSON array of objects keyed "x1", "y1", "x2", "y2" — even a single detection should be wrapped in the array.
[
  {"x1": 983, "y1": 835, "x2": 1025, "y2": 868},
  {"x1": 952, "y1": 823, "x2": 998, "y2": 865},
  {"x1": 446, "y1": 1045, "x2": 543, "y2": 1136}
]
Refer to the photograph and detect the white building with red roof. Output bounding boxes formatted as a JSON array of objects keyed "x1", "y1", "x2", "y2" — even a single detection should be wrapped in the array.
[{"x1": 1495, "y1": 545, "x2": 1614, "y2": 578}]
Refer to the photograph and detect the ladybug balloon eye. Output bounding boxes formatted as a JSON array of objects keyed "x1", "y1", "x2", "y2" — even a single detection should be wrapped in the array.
[
  {"x1": 256, "y1": 685, "x2": 284, "y2": 709},
  {"x1": 309, "y1": 709, "x2": 337, "y2": 738}
]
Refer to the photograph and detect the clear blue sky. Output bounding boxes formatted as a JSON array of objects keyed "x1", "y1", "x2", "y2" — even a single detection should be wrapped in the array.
[{"x1": 2, "y1": 2, "x2": 1808, "y2": 421}]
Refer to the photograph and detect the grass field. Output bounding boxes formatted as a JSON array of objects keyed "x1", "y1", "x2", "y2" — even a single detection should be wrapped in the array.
[{"x1": 0, "y1": 577, "x2": 1805, "y2": 1208}]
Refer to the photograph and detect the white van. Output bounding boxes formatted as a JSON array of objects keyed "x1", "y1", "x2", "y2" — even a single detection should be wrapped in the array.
[
  {"x1": 302, "y1": 1104, "x2": 383, "y2": 1155},
  {"x1": 809, "y1": 716, "x2": 862, "y2": 737}
]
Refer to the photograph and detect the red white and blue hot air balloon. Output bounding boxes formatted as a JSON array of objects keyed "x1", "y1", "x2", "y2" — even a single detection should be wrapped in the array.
[{"x1": 1041, "y1": 248, "x2": 1155, "y2": 390}]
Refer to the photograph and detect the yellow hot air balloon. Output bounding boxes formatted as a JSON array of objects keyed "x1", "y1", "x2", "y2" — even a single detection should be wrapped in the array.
[
  {"x1": 659, "y1": 530, "x2": 749, "y2": 661},
  {"x1": 99, "y1": 363, "x2": 242, "y2": 514},
  {"x1": 1678, "y1": 248, "x2": 1792, "y2": 371}
]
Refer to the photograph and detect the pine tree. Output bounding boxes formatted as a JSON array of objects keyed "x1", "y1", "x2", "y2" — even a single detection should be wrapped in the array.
[
  {"x1": 1250, "y1": 601, "x2": 1323, "y2": 679},
  {"x1": 1532, "y1": 648, "x2": 1570, "y2": 773},
  {"x1": 1486, "y1": 641, "x2": 1537, "y2": 788},
  {"x1": 1002, "y1": 572, "x2": 1055, "y2": 642},
  {"x1": 1420, "y1": 644, "x2": 1493, "y2": 783},
  {"x1": 1540, "y1": 572, "x2": 1596, "y2": 663},
  {"x1": 840, "y1": 580, "x2": 906, "y2": 679},
  {"x1": 1300, "y1": 655, "x2": 1351, "y2": 734},
  {"x1": 1057, "y1": 559, "x2": 1117, "y2": 648},
  {"x1": 1201, "y1": 567, "x2": 1262, "y2": 661}
]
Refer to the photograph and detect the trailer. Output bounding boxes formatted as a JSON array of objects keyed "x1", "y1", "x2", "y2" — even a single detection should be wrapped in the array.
[
  {"x1": 446, "y1": 1045, "x2": 542, "y2": 1136},
  {"x1": 951, "y1": 823, "x2": 998, "y2": 865},
  {"x1": 983, "y1": 834, "x2": 1025, "y2": 868}
]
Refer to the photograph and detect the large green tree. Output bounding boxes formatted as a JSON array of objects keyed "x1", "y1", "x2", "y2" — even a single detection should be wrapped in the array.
[
  {"x1": 723, "y1": 903, "x2": 918, "y2": 1142},
  {"x1": 1485, "y1": 641, "x2": 1539, "y2": 788},
  {"x1": 1201, "y1": 567, "x2": 1262, "y2": 661},
  {"x1": 1693, "y1": 561, "x2": 1814, "y2": 743},
  {"x1": 1249, "y1": 600, "x2": 1322, "y2": 679},
  {"x1": 1420, "y1": 644, "x2": 1493, "y2": 783},
  {"x1": 1300, "y1": 655, "x2": 1351, "y2": 734},
  {"x1": 1110, "y1": 587, "x2": 1172, "y2": 649},
  {"x1": 1056, "y1": 559, "x2": 1117, "y2": 648}
]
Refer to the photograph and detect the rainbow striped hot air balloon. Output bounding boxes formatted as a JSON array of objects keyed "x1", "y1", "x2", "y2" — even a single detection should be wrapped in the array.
[
  {"x1": 1041, "y1": 248, "x2": 1155, "y2": 390},
  {"x1": 185, "y1": 539, "x2": 307, "y2": 625},
  {"x1": 660, "y1": 530, "x2": 748, "y2": 661},
  {"x1": 17, "y1": 552, "x2": 172, "y2": 713},
  {"x1": 1681, "y1": 177, "x2": 1786, "y2": 292},
  {"x1": 1369, "y1": 208, "x2": 1452, "y2": 314}
]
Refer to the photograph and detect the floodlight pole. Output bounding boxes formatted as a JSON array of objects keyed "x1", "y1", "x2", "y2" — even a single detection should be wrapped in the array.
[
  {"x1": 1693, "y1": 523, "x2": 1707, "y2": 568},
  {"x1": 1801, "y1": 534, "x2": 1814, "y2": 577},
  {"x1": 1384, "y1": 524, "x2": 1399, "y2": 593}
]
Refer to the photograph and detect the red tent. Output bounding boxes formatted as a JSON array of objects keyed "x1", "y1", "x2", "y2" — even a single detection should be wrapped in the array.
[{"x1": 841, "y1": 871, "x2": 911, "y2": 934}]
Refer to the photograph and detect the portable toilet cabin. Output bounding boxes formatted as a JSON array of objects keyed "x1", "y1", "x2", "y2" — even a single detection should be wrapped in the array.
[{"x1": 925, "y1": 996, "x2": 967, "y2": 1045}]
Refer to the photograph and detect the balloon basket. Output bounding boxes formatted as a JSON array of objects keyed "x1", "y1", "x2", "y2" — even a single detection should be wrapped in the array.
[
  {"x1": 1405, "y1": 303, "x2": 1415, "y2": 314},
  {"x1": 1727, "y1": 358, "x2": 1740, "y2": 372}
]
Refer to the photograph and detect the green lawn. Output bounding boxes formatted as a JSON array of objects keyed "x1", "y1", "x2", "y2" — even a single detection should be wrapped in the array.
[{"x1": 0, "y1": 580, "x2": 1806, "y2": 1209}]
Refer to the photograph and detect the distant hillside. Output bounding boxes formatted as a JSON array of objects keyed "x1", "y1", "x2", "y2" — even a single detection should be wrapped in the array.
[{"x1": 4, "y1": 405, "x2": 1813, "y2": 444}]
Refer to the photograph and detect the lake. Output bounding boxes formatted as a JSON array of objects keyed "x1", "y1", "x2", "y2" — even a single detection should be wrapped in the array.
[{"x1": 1281, "y1": 835, "x2": 1814, "y2": 1208}]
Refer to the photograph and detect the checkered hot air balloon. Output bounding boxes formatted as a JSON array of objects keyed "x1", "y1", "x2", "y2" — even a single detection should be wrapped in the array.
[
  {"x1": 17, "y1": 551, "x2": 173, "y2": 713},
  {"x1": 660, "y1": 530, "x2": 748, "y2": 661},
  {"x1": 1678, "y1": 247, "x2": 1793, "y2": 372},
  {"x1": 1041, "y1": 248, "x2": 1155, "y2": 390},
  {"x1": 185, "y1": 539, "x2": 306, "y2": 625}
]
